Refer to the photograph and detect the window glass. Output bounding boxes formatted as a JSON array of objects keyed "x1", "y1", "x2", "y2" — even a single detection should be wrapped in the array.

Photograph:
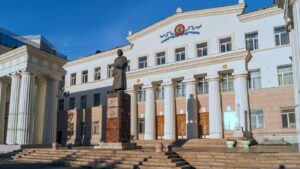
[
  {"x1": 155, "y1": 85, "x2": 164, "y2": 100},
  {"x1": 175, "y1": 80, "x2": 186, "y2": 97},
  {"x1": 251, "y1": 110, "x2": 264, "y2": 129},
  {"x1": 278, "y1": 65, "x2": 293, "y2": 86},
  {"x1": 137, "y1": 89, "x2": 146, "y2": 102},
  {"x1": 248, "y1": 70, "x2": 262, "y2": 89},
  {"x1": 245, "y1": 32, "x2": 259, "y2": 51},
  {"x1": 108, "y1": 64, "x2": 114, "y2": 78},
  {"x1": 198, "y1": 77, "x2": 208, "y2": 94},
  {"x1": 156, "y1": 52, "x2": 166, "y2": 65},
  {"x1": 69, "y1": 97, "x2": 75, "y2": 109},
  {"x1": 196, "y1": 42, "x2": 208, "y2": 57},
  {"x1": 175, "y1": 47, "x2": 186, "y2": 61},
  {"x1": 82, "y1": 70, "x2": 88, "y2": 83},
  {"x1": 80, "y1": 95, "x2": 87, "y2": 109},
  {"x1": 94, "y1": 67, "x2": 101, "y2": 81},
  {"x1": 275, "y1": 26, "x2": 290, "y2": 46},
  {"x1": 138, "y1": 56, "x2": 147, "y2": 69},
  {"x1": 70, "y1": 73, "x2": 76, "y2": 85},
  {"x1": 221, "y1": 74, "x2": 234, "y2": 92},
  {"x1": 281, "y1": 108, "x2": 296, "y2": 128},
  {"x1": 220, "y1": 37, "x2": 232, "y2": 53},
  {"x1": 93, "y1": 93, "x2": 101, "y2": 106}
]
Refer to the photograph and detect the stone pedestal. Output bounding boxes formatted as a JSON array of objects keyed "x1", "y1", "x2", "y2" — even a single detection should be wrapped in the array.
[{"x1": 105, "y1": 91, "x2": 131, "y2": 143}]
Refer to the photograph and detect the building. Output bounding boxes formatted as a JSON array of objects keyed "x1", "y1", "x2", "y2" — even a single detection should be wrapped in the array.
[
  {"x1": 0, "y1": 28, "x2": 67, "y2": 146},
  {"x1": 60, "y1": 1, "x2": 297, "y2": 145},
  {"x1": 276, "y1": 0, "x2": 300, "y2": 149}
]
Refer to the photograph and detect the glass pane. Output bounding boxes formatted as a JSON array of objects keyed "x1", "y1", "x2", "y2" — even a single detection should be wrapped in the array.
[
  {"x1": 251, "y1": 115, "x2": 257, "y2": 129},
  {"x1": 289, "y1": 113, "x2": 296, "y2": 123},
  {"x1": 282, "y1": 114, "x2": 288, "y2": 128}
]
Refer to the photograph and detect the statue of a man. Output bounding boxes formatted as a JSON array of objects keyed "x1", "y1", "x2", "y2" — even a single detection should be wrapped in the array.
[{"x1": 112, "y1": 49, "x2": 128, "y2": 91}]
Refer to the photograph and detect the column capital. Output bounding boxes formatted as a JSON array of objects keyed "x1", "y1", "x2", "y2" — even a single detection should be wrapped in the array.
[
  {"x1": 206, "y1": 75, "x2": 220, "y2": 82},
  {"x1": 161, "y1": 80, "x2": 173, "y2": 87},
  {"x1": 233, "y1": 72, "x2": 248, "y2": 79},
  {"x1": 9, "y1": 73, "x2": 21, "y2": 79},
  {"x1": 183, "y1": 78, "x2": 197, "y2": 85},
  {"x1": 20, "y1": 71, "x2": 34, "y2": 76}
]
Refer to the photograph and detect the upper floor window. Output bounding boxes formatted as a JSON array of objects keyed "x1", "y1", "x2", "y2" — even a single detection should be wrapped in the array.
[
  {"x1": 281, "y1": 108, "x2": 295, "y2": 128},
  {"x1": 80, "y1": 95, "x2": 87, "y2": 109},
  {"x1": 251, "y1": 109, "x2": 264, "y2": 129},
  {"x1": 58, "y1": 99, "x2": 64, "y2": 112},
  {"x1": 138, "y1": 118, "x2": 145, "y2": 134},
  {"x1": 70, "y1": 73, "x2": 76, "y2": 86},
  {"x1": 220, "y1": 37, "x2": 232, "y2": 53},
  {"x1": 221, "y1": 73, "x2": 234, "y2": 92},
  {"x1": 196, "y1": 42, "x2": 208, "y2": 57},
  {"x1": 138, "y1": 56, "x2": 147, "y2": 69},
  {"x1": 69, "y1": 97, "x2": 75, "y2": 109},
  {"x1": 137, "y1": 89, "x2": 146, "y2": 102},
  {"x1": 278, "y1": 65, "x2": 293, "y2": 86},
  {"x1": 175, "y1": 47, "x2": 186, "y2": 61},
  {"x1": 156, "y1": 52, "x2": 166, "y2": 65},
  {"x1": 175, "y1": 80, "x2": 186, "y2": 97},
  {"x1": 198, "y1": 77, "x2": 208, "y2": 94},
  {"x1": 81, "y1": 70, "x2": 88, "y2": 83},
  {"x1": 94, "y1": 67, "x2": 101, "y2": 81},
  {"x1": 108, "y1": 64, "x2": 114, "y2": 78},
  {"x1": 155, "y1": 85, "x2": 164, "y2": 100},
  {"x1": 94, "y1": 93, "x2": 101, "y2": 106},
  {"x1": 275, "y1": 26, "x2": 290, "y2": 46},
  {"x1": 248, "y1": 69, "x2": 262, "y2": 89},
  {"x1": 245, "y1": 32, "x2": 259, "y2": 51},
  {"x1": 127, "y1": 60, "x2": 130, "y2": 71}
]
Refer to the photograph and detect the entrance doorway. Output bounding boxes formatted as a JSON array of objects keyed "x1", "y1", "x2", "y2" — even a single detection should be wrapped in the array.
[
  {"x1": 199, "y1": 112, "x2": 209, "y2": 138},
  {"x1": 176, "y1": 114, "x2": 186, "y2": 139},
  {"x1": 156, "y1": 116, "x2": 164, "y2": 139}
]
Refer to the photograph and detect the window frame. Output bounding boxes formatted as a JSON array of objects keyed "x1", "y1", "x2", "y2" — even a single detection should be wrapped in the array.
[
  {"x1": 220, "y1": 73, "x2": 234, "y2": 92},
  {"x1": 175, "y1": 47, "x2": 186, "y2": 62},
  {"x1": 250, "y1": 109, "x2": 265, "y2": 129},
  {"x1": 93, "y1": 93, "x2": 101, "y2": 107},
  {"x1": 196, "y1": 42, "x2": 208, "y2": 57},
  {"x1": 92, "y1": 121, "x2": 100, "y2": 135},
  {"x1": 248, "y1": 69, "x2": 262, "y2": 90},
  {"x1": 138, "y1": 56, "x2": 148, "y2": 69},
  {"x1": 80, "y1": 95, "x2": 87, "y2": 109},
  {"x1": 175, "y1": 80, "x2": 186, "y2": 97},
  {"x1": 94, "y1": 67, "x2": 101, "y2": 81},
  {"x1": 219, "y1": 37, "x2": 232, "y2": 53},
  {"x1": 156, "y1": 52, "x2": 166, "y2": 65},
  {"x1": 155, "y1": 85, "x2": 164, "y2": 100},
  {"x1": 198, "y1": 77, "x2": 208, "y2": 95},
  {"x1": 137, "y1": 89, "x2": 146, "y2": 102},
  {"x1": 245, "y1": 32, "x2": 259, "y2": 51},
  {"x1": 70, "y1": 73, "x2": 77, "y2": 86},
  {"x1": 277, "y1": 64, "x2": 293, "y2": 86},
  {"x1": 69, "y1": 97, "x2": 75, "y2": 109},
  {"x1": 107, "y1": 64, "x2": 114, "y2": 78},
  {"x1": 281, "y1": 107, "x2": 296, "y2": 128},
  {"x1": 81, "y1": 70, "x2": 88, "y2": 84},
  {"x1": 274, "y1": 26, "x2": 290, "y2": 46}
]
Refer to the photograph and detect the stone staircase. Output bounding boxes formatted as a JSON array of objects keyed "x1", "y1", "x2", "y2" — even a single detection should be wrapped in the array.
[
  {"x1": 12, "y1": 148, "x2": 192, "y2": 169},
  {"x1": 177, "y1": 151, "x2": 300, "y2": 169}
]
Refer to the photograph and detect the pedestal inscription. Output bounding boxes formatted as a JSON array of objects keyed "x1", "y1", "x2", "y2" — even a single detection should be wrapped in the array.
[{"x1": 106, "y1": 91, "x2": 131, "y2": 143}]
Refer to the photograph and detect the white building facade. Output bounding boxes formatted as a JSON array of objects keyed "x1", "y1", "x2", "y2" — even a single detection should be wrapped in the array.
[{"x1": 61, "y1": 2, "x2": 298, "y2": 144}]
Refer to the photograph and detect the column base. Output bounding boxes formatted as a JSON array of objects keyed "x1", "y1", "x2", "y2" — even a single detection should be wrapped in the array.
[
  {"x1": 164, "y1": 133, "x2": 176, "y2": 140},
  {"x1": 144, "y1": 133, "x2": 155, "y2": 140}
]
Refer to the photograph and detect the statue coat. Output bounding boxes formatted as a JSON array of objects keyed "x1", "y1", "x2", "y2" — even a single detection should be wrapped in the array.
[{"x1": 113, "y1": 55, "x2": 128, "y2": 90}]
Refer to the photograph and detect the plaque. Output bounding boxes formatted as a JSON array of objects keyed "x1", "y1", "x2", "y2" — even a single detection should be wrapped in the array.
[
  {"x1": 108, "y1": 97, "x2": 119, "y2": 107},
  {"x1": 108, "y1": 108, "x2": 119, "y2": 118}
]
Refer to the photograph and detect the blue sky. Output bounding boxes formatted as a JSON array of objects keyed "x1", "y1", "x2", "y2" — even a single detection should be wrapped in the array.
[{"x1": 0, "y1": 0, "x2": 274, "y2": 60}]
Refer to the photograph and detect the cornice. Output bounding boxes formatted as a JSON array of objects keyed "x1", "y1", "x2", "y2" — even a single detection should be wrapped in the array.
[
  {"x1": 238, "y1": 6, "x2": 283, "y2": 22},
  {"x1": 64, "y1": 44, "x2": 133, "y2": 68},
  {"x1": 127, "y1": 4, "x2": 245, "y2": 42},
  {"x1": 127, "y1": 50, "x2": 251, "y2": 79},
  {"x1": 0, "y1": 46, "x2": 28, "y2": 62}
]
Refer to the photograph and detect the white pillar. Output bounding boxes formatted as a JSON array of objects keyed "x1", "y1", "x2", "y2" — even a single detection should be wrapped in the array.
[
  {"x1": 6, "y1": 74, "x2": 21, "y2": 144},
  {"x1": 184, "y1": 79, "x2": 199, "y2": 139},
  {"x1": 127, "y1": 89, "x2": 138, "y2": 139},
  {"x1": 144, "y1": 85, "x2": 156, "y2": 140},
  {"x1": 234, "y1": 73, "x2": 249, "y2": 132},
  {"x1": 16, "y1": 72, "x2": 35, "y2": 145},
  {"x1": 35, "y1": 78, "x2": 47, "y2": 144},
  {"x1": 0, "y1": 81, "x2": 8, "y2": 144},
  {"x1": 43, "y1": 78, "x2": 59, "y2": 144},
  {"x1": 163, "y1": 82, "x2": 176, "y2": 140},
  {"x1": 207, "y1": 76, "x2": 223, "y2": 138}
]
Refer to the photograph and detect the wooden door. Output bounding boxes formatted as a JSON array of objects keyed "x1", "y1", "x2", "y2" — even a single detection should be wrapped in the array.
[
  {"x1": 199, "y1": 112, "x2": 209, "y2": 137},
  {"x1": 176, "y1": 114, "x2": 186, "y2": 138},
  {"x1": 156, "y1": 116, "x2": 164, "y2": 139}
]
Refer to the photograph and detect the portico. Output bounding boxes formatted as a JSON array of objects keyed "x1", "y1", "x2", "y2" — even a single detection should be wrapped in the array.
[
  {"x1": 0, "y1": 45, "x2": 66, "y2": 145},
  {"x1": 127, "y1": 50, "x2": 251, "y2": 140}
]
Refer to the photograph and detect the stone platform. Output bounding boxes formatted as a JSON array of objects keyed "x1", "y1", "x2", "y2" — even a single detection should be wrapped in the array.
[{"x1": 94, "y1": 142, "x2": 139, "y2": 150}]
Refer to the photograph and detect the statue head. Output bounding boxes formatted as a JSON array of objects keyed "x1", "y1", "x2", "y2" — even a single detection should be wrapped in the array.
[{"x1": 117, "y1": 49, "x2": 123, "y2": 57}]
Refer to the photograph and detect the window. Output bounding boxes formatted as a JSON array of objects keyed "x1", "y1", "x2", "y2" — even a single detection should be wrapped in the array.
[
  {"x1": 176, "y1": 80, "x2": 186, "y2": 97},
  {"x1": 196, "y1": 42, "x2": 208, "y2": 57},
  {"x1": 278, "y1": 65, "x2": 293, "y2": 86},
  {"x1": 245, "y1": 32, "x2": 259, "y2": 51},
  {"x1": 138, "y1": 118, "x2": 145, "y2": 134},
  {"x1": 248, "y1": 70, "x2": 262, "y2": 89},
  {"x1": 281, "y1": 108, "x2": 295, "y2": 128},
  {"x1": 80, "y1": 95, "x2": 87, "y2": 109},
  {"x1": 156, "y1": 52, "x2": 166, "y2": 65},
  {"x1": 275, "y1": 26, "x2": 290, "y2": 46},
  {"x1": 127, "y1": 60, "x2": 130, "y2": 71},
  {"x1": 81, "y1": 70, "x2": 88, "y2": 83},
  {"x1": 155, "y1": 85, "x2": 164, "y2": 100},
  {"x1": 94, "y1": 93, "x2": 101, "y2": 106},
  {"x1": 198, "y1": 77, "x2": 208, "y2": 94},
  {"x1": 93, "y1": 121, "x2": 100, "y2": 135},
  {"x1": 58, "y1": 99, "x2": 64, "y2": 112},
  {"x1": 137, "y1": 89, "x2": 146, "y2": 102},
  {"x1": 108, "y1": 64, "x2": 114, "y2": 78},
  {"x1": 220, "y1": 37, "x2": 232, "y2": 53},
  {"x1": 94, "y1": 67, "x2": 101, "y2": 81},
  {"x1": 251, "y1": 110, "x2": 264, "y2": 129},
  {"x1": 138, "y1": 56, "x2": 147, "y2": 69},
  {"x1": 175, "y1": 47, "x2": 186, "y2": 61},
  {"x1": 221, "y1": 74, "x2": 234, "y2": 92},
  {"x1": 70, "y1": 73, "x2": 76, "y2": 86},
  {"x1": 69, "y1": 97, "x2": 75, "y2": 109}
]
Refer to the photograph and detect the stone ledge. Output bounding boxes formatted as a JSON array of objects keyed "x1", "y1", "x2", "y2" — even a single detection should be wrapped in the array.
[{"x1": 94, "y1": 143, "x2": 139, "y2": 150}]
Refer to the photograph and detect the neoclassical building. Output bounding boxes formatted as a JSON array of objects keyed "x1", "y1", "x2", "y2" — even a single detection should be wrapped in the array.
[
  {"x1": 60, "y1": 1, "x2": 297, "y2": 145},
  {"x1": 0, "y1": 28, "x2": 67, "y2": 146}
]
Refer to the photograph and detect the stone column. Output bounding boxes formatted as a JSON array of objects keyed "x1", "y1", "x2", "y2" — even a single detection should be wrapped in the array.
[
  {"x1": 184, "y1": 79, "x2": 199, "y2": 139},
  {"x1": 0, "y1": 81, "x2": 8, "y2": 144},
  {"x1": 43, "y1": 78, "x2": 59, "y2": 144},
  {"x1": 127, "y1": 89, "x2": 137, "y2": 139},
  {"x1": 234, "y1": 73, "x2": 249, "y2": 133},
  {"x1": 144, "y1": 85, "x2": 156, "y2": 140},
  {"x1": 163, "y1": 82, "x2": 176, "y2": 140},
  {"x1": 35, "y1": 78, "x2": 47, "y2": 144},
  {"x1": 6, "y1": 74, "x2": 21, "y2": 144},
  {"x1": 207, "y1": 76, "x2": 223, "y2": 138},
  {"x1": 16, "y1": 72, "x2": 35, "y2": 145}
]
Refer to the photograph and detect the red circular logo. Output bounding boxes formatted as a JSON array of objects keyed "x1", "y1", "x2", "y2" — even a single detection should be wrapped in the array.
[{"x1": 174, "y1": 24, "x2": 185, "y2": 36}]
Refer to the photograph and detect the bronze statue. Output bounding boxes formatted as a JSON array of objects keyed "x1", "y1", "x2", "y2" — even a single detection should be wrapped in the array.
[{"x1": 112, "y1": 49, "x2": 128, "y2": 91}]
